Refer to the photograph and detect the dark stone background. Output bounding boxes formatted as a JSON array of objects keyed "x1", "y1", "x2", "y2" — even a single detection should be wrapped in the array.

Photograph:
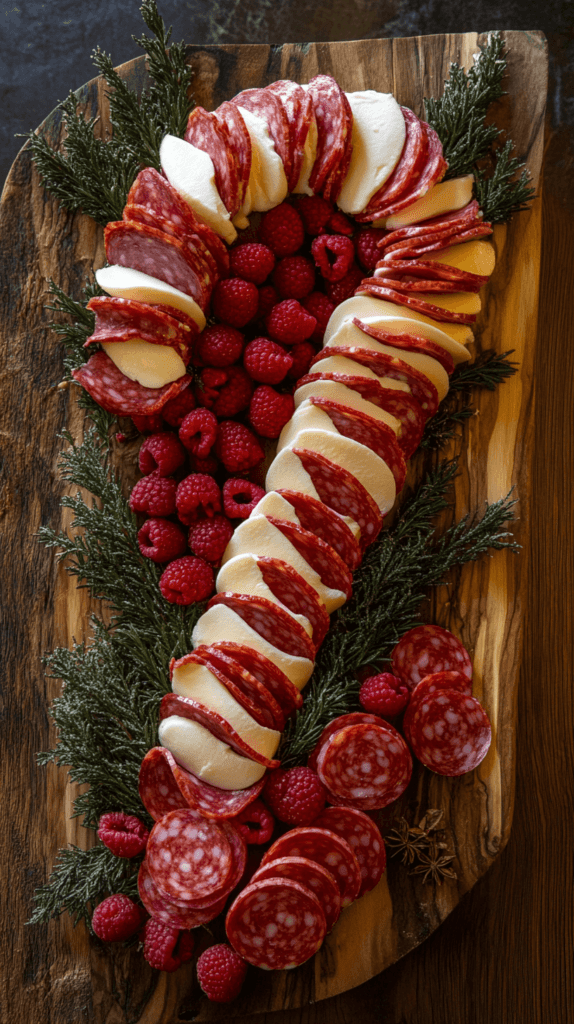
[{"x1": 1, "y1": 0, "x2": 572, "y2": 196}]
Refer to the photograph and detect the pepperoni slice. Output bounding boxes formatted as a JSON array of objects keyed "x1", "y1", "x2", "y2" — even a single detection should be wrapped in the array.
[
  {"x1": 185, "y1": 106, "x2": 240, "y2": 216},
  {"x1": 159, "y1": 692, "x2": 280, "y2": 769},
  {"x1": 403, "y1": 689, "x2": 492, "y2": 775},
  {"x1": 232, "y1": 87, "x2": 292, "y2": 187},
  {"x1": 391, "y1": 624, "x2": 473, "y2": 691},
  {"x1": 275, "y1": 489, "x2": 362, "y2": 571},
  {"x1": 213, "y1": 101, "x2": 252, "y2": 208},
  {"x1": 351, "y1": 318, "x2": 455, "y2": 375},
  {"x1": 226, "y1": 877, "x2": 327, "y2": 969},
  {"x1": 251, "y1": 856, "x2": 341, "y2": 931},
  {"x1": 357, "y1": 281, "x2": 477, "y2": 325},
  {"x1": 255, "y1": 556, "x2": 331, "y2": 650},
  {"x1": 307, "y1": 75, "x2": 352, "y2": 195},
  {"x1": 307, "y1": 712, "x2": 402, "y2": 772},
  {"x1": 104, "y1": 221, "x2": 212, "y2": 310},
  {"x1": 309, "y1": 397, "x2": 407, "y2": 493},
  {"x1": 205, "y1": 642, "x2": 304, "y2": 716},
  {"x1": 72, "y1": 352, "x2": 192, "y2": 416},
  {"x1": 312, "y1": 345, "x2": 438, "y2": 416},
  {"x1": 139, "y1": 746, "x2": 189, "y2": 821},
  {"x1": 138, "y1": 860, "x2": 228, "y2": 929},
  {"x1": 146, "y1": 807, "x2": 234, "y2": 903},
  {"x1": 207, "y1": 593, "x2": 316, "y2": 663},
  {"x1": 358, "y1": 107, "x2": 427, "y2": 220},
  {"x1": 85, "y1": 296, "x2": 197, "y2": 362},
  {"x1": 312, "y1": 807, "x2": 386, "y2": 897},
  {"x1": 293, "y1": 447, "x2": 383, "y2": 549},
  {"x1": 264, "y1": 515, "x2": 353, "y2": 600},
  {"x1": 267, "y1": 80, "x2": 315, "y2": 192},
  {"x1": 317, "y1": 722, "x2": 413, "y2": 810},
  {"x1": 261, "y1": 826, "x2": 362, "y2": 906},
  {"x1": 171, "y1": 648, "x2": 285, "y2": 731},
  {"x1": 366, "y1": 123, "x2": 447, "y2": 221}
]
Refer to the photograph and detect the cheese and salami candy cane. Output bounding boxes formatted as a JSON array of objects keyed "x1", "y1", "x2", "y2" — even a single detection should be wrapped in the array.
[
  {"x1": 254, "y1": 556, "x2": 331, "y2": 650},
  {"x1": 207, "y1": 592, "x2": 316, "y2": 663},
  {"x1": 182, "y1": 647, "x2": 286, "y2": 731},
  {"x1": 231, "y1": 87, "x2": 293, "y2": 187},
  {"x1": 212, "y1": 101, "x2": 252, "y2": 207},
  {"x1": 72, "y1": 352, "x2": 192, "y2": 416},
  {"x1": 251, "y1": 856, "x2": 341, "y2": 931},
  {"x1": 366, "y1": 122, "x2": 447, "y2": 221},
  {"x1": 352, "y1": 319, "x2": 455, "y2": 375},
  {"x1": 266, "y1": 80, "x2": 315, "y2": 192},
  {"x1": 391, "y1": 624, "x2": 473, "y2": 691},
  {"x1": 159, "y1": 692, "x2": 280, "y2": 768},
  {"x1": 139, "y1": 746, "x2": 189, "y2": 821},
  {"x1": 138, "y1": 860, "x2": 229, "y2": 929},
  {"x1": 306, "y1": 75, "x2": 352, "y2": 196},
  {"x1": 374, "y1": 259, "x2": 488, "y2": 294},
  {"x1": 308, "y1": 397, "x2": 407, "y2": 493},
  {"x1": 84, "y1": 296, "x2": 197, "y2": 362},
  {"x1": 104, "y1": 221, "x2": 212, "y2": 310},
  {"x1": 205, "y1": 641, "x2": 304, "y2": 716},
  {"x1": 316, "y1": 722, "x2": 413, "y2": 810},
  {"x1": 307, "y1": 712, "x2": 402, "y2": 772},
  {"x1": 403, "y1": 690, "x2": 492, "y2": 776},
  {"x1": 357, "y1": 280, "x2": 477, "y2": 325},
  {"x1": 275, "y1": 489, "x2": 362, "y2": 571},
  {"x1": 312, "y1": 807, "x2": 386, "y2": 897},
  {"x1": 226, "y1": 877, "x2": 327, "y2": 969},
  {"x1": 312, "y1": 346, "x2": 439, "y2": 416},
  {"x1": 261, "y1": 826, "x2": 362, "y2": 906},
  {"x1": 360, "y1": 107, "x2": 427, "y2": 219},
  {"x1": 292, "y1": 447, "x2": 383, "y2": 549},
  {"x1": 185, "y1": 106, "x2": 240, "y2": 216},
  {"x1": 146, "y1": 807, "x2": 234, "y2": 903}
]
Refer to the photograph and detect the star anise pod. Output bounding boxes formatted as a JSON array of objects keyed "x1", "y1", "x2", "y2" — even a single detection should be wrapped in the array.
[
  {"x1": 386, "y1": 817, "x2": 431, "y2": 866},
  {"x1": 411, "y1": 848, "x2": 457, "y2": 885}
]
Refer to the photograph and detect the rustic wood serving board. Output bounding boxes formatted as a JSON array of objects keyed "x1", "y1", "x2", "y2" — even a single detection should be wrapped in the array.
[{"x1": 0, "y1": 30, "x2": 547, "y2": 1024}]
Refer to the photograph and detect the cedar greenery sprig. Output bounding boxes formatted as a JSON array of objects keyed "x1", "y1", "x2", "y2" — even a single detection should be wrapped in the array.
[
  {"x1": 28, "y1": 845, "x2": 140, "y2": 929},
  {"x1": 474, "y1": 141, "x2": 536, "y2": 224}
]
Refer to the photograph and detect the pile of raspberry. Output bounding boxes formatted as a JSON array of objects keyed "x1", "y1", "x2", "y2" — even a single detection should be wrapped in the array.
[{"x1": 127, "y1": 198, "x2": 377, "y2": 605}]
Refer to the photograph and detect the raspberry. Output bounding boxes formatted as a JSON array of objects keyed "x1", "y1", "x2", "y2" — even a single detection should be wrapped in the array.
[
  {"x1": 195, "y1": 367, "x2": 227, "y2": 407},
  {"x1": 249, "y1": 385, "x2": 294, "y2": 439},
  {"x1": 212, "y1": 366, "x2": 253, "y2": 418},
  {"x1": 179, "y1": 408, "x2": 218, "y2": 458},
  {"x1": 326, "y1": 209, "x2": 354, "y2": 235},
  {"x1": 355, "y1": 227, "x2": 387, "y2": 270},
  {"x1": 325, "y1": 262, "x2": 364, "y2": 305},
  {"x1": 222, "y1": 478, "x2": 265, "y2": 519},
  {"x1": 91, "y1": 895, "x2": 146, "y2": 943},
  {"x1": 212, "y1": 278, "x2": 259, "y2": 328},
  {"x1": 159, "y1": 555, "x2": 214, "y2": 605},
  {"x1": 259, "y1": 203, "x2": 305, "y2": 257},
  {"x1": 97, "y1": 812, "x2": 150, "y2": 858},
  {"x1": 292, "y1": 194, "x2": 333, "y2": 235},
  {"x1": 273, "y1": 255, "x2": 315, "y2": 299},
  {"x1": 197, "y1": 324, "x2": 245, "y2": 367},
  {"x1": 256, "y1": 284, "x2": 280, "y2": 323},
  {"x1": 131, "y1": 413, "x2": 164, "y2": 434},
  {"x1": 302, "y1": 291, "x2": 335, "y2": 341},
  {"x1": 215, "y1": 421, "x2": 264, "y2": 474},
  {"x1": 263, "y1": 767, "x2": 327, "y2": 826},
  {"x1": 243, "y1": 337, "x2": 293, "y2": 385},
  {"x1": 229, "y1": 242, "x2": 276, "y2": 284},
  {"x1": 142, "y1": 918, "x2": 195, "y2": 972},
  {"x1": 196, "y1": 943, "x2": 248, "y2": 1003},
  {"x1": 138, "y1": 517, "x2": 188, "y2": 563},
  {"x1": 311, "y1": 233, "x2": 355, "y2": 282},
  {"x1": 176, "y1": 473, "x2": 222, "y2": 525},
  {"x1": 231, "y1": 799, "x2": 274, "y2": 845},
  {"x1": 129, "y1": 471, "x2": 177, "y2": 517},
  {"x1": 266, "y1": 299, "x2": 317, "y2": 345},
  {"x1": 287, "y1": 341, "x2": 316, "y2": 380},
  {"x1": 359, "y1": 672, "x2": 410, "y2": 716},
  {"x1": 138, "y1": 431, "x2": 186, "y2": 477},
  {"x1": 191, "y1": 452, "x2": 220, "y2": 476},
  {"x1": 188, "y1": 514, "x2": 233, "y2": 562},
  {"x1": 161, "y1": 385, "x2": 196, "y2": 429}
]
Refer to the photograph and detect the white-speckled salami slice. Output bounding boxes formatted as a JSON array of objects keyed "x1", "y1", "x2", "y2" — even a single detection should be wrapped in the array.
[
  {"x1": 307, "y1": 74, "x2": 351, "y2": 195},
  {"x1": 261, "y1": 826, "x2": 361, "y2": 906},
  {"x1": 391, "y1": 624, "x2": 473, "y2": 691},
  {"x1": 275, "y1": 489, "x2": 362, "y2": 571},
  {"x1": 72, "y1": 352, "x2": 192, "y2": 416},
  {"x1": 255, "y1": 556, "x2": 331, "y2": 650},
  {"x1": 292, "y1": 447, "x2": 383, "y2": 549},
  {"x1": 213, "y1": 101, "x2": 252, "y2": 208},
  {"x1": 356, "y1": 280, "x2": 477, "y2": 325},
  {"x1": 359, "y1": 107, "x2": 427, "y2": 219},
  {"x1": 312, "y1": 806, "x2": 386, "y2": 896},
  {"x1": 251, "y1": 856, "x2": 341, "y2": 931},
  {"x1": 226, "y1": 876, "x2": 327, "y2": 969},
  {"x1": 207, "y1": 592, "x2": 316, "y2": 663},
  {"x1": 403, "y1": 689, "x2": 492, "y2": 776},
  {"x1": 146, "y1": 808, "x2": 233, "y2": 903},
  {"x1": 312, "y1": 345, "x2": 439, "y2": 416},
  {"x1": 231, "y1": 87, "x2": 292, "y2": 187},
  {"x1": 159, "y1": 691, "x2": 280, "y2": 768},
  {"x1": 85, "y1": 295, "x2": 198, "y2": 363},
  {"x1": 204, "y1": 642, "x2": 304, "y2": 716},
  {"x1": 185, "y1": 105, "x2": 240, "y2": 216},
  {"x1": 267, "y1": 80, "x2": 315, "y2": 192},
  {"x1": 306, "y1": 711, "x2": 402, "y2": 772},
  {"x1": 352, "y1": 318, "x2": 455, "y2": 375},
  {"x1": 138, "y1": 859, "x2": 228, "y2": 928},
  {"x1": 264, "y1": 515, "x2": 353, "y2": 600},
  {"x1": 410, "y1": 669, "x2": 473, "y2": 706},
  {"x1": 139, "y1": 746, "x2": 189, "y2": 821},
  {"x1": 309, "y1": 397, "x2": 407, "y2": 493},
  {"x1": 316, "y1": 722, "x2": 413, "y2": 810},
  {"x1": 366, "y1": 122, "x2": 447, "y2": 221}
]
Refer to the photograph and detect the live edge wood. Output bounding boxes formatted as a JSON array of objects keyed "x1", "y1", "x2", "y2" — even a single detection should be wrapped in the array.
[{"x1": 0, "y1": 31, "x2": 548, "y2": 1024}]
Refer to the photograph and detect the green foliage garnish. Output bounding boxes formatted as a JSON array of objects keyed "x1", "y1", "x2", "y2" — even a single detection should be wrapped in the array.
[
  {"x1": 28, "y1": 845, "x2": 140, "y2": 929},
  {"x1": 474, "y1": 141, "x2": 536, "y2": 224}
]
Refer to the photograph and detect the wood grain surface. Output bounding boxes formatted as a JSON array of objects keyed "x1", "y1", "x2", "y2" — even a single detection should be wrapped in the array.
[{"x1": 0, "y1": 29, "x2": 562, "y2": 1024}]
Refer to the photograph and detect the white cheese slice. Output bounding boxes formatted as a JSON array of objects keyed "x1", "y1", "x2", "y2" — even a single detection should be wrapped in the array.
[
  {"x1": 277, "y1": 401, "x2": 402, "y2": 460},
  {"x1": 292, "y1": 113, "x2": 318, "y2": 195},
  {"x1": 171, "y1": 659, "x2": 280, "y2": 759},
  {"x1": 222, "y1": 514, "x2": 346, "y2": 614},
  {"x1": 160, "y1": 134, "x2": 237, "y2": 244},
  {"x1": 254, "y1": 489, "x2": 361, "y2": 544},
  {"x1": 325, "y1": 320, "x2": 450, "y2": 401},
  {"x1": 377, "y1": 174, "x2": 474, "y2": 230},
  {"x1": 192, "y1": 604, "x2": 314, "y2": 689},
  {"x1": 352, "y1": 293, "x2": 475, "y2": 347},
  {"x1": 338, "y1": 91, "x2": 406, "y2": 216},
  {"x1": 101, "y1": 340, "x2": 186, "y2": 389},
  {"x1": 309, "y1": 352, "x2": 411, "y2": 393},
  {"x1": 216, "y1": 554, "x2": 312, "y2": 637},
  {"x1": 294, "y1": 379, "x2": 401, "y2": 434},
  {"x1": 233, "y1": 106, "x2": 288, "y2": 219},
  {"x1": 323, "y1": 294, "x2": 471, "y2": 358},
  {"x1": 158, "y1": 715, "x2": 266, "y2": 790},
  {"x1": 96, "y1": 266, "x2": 206, "y2": 330},
  {"x1": 427, "y1": 239, "x2": 496, "y2": 278}
]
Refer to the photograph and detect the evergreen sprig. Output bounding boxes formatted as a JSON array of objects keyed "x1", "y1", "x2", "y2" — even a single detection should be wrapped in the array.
[
  {"x1": 474, "y1": 140, "x2": 536, "y2": 224},
  {"x1": 28, "y1": 844, "x2": 140, "y2": 929}
]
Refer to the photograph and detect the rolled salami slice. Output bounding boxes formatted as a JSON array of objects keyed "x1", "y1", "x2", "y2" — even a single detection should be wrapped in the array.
[
  {"x1": 403, "y1": 689, "x2": 492, "y2": 775},
  {"x1": 232, "y1": 87, "x2": 292, "y2": 187},
  {"x1": 179, "y1": 647, "x2": 285, "y2": 731},
  {"x1": 226, "y1": 877, "x2": 327, "y2": 969},
  {"x1": 378, "y1": 200, "x2": 485, "y2": 248},
  {"x1": 159, "y1": 692, "x2": 280, "y2": 768},
  {"x1": 213, "y1": 101, "x2": 252, "y2": 207},
  {"x1": 374, "y1": 258, "x2": 488, "y2": 293},
  {"x1": 85, "y1": 296, "x2": 197, "y2": 363},
  {"x1": 139, "y1": 746, "x2": 189, "y2": 821},
  {"x1": 361, "y1": 107, "x2": 427, "y2": 217},
  {"x1": 138, "y1": 859, "x2": 228, "y2": 929},
  {"x1": 261, "y1": 826, "x2": 362, "y2": 906},
  {"x1": 307, "y1": 75, "x2": 352, "y2": 195},
  {"x1": 317, "y1": 722, "x2": 413, "y2": 810},
  {"x1": 312, "y1": 346, "x2": 439, "y2": 416},
  {"x1": 391, "y1": 624, "x2": 473, "y2": 691},
  {"x1": 366, "y1": 123, "x2": 447, "y2": 221},
  {"x1": 207, "y1": 592, "x2": 316, "y2": 663},
  {"x1": 146, "y1": 807, "x2": 234, "y2": 903},
  {"x1": 267, "y1": 80, "x2": 315, "y2": 192},
  {"x1": 308, "y1": 397, "x2": 407, "y2": 493},
  {"x1": 275, "y1": 489, "x2": 362, "y2": 571},
  {"x1": 312, "y1": 806, "x2": 386, "y2": 897},
  {"x1": 185, "y1": 106, "x2": 240, "y2": 216},
  {"x1": 251, "y1": 856, "x2": 341, "y2": 931},
  {"x1": 72, "y1": 352, "x2": 192, "y2": 416},
  {"x1": 264, "y1": 515, "x2": 353, "y2": 602},
  {"x1": 292, "y1": 447, "x2": 383, "y2": 549},
  {"x1": 104, "y1": 221, "x2": 212, "y2": 310},
  {"x1": 205, "y1": 641, "x2": 303, "y2": 715},
  {"x1": 253, "y1": 555, "x2": 331, "y2": 650},
  {"x1": 307, "y1": 712, "x2": 402, "y2": 772}
]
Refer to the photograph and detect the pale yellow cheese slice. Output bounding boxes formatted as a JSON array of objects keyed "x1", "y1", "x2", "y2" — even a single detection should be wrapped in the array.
[
  {"x1": 353, "y1": 293, "x2": 475, "y2": 347},
  {"x1": 95, "y1": 266, "x2": 206, "y2": 330},
  {"x1": 427, "y1": 239, "x2": 496, "y2": 277},
  {"x1": 294, "y1": 379, "x2": 400, "y2": 434},
  {"x1": 101, "y1": 340, "x2": 186, "y2": 389},
  {"x1": 158, "y1": 715, "x2": 266, "y2": 790},
  {"x1": 308, "y1": 353, "x2": 411, "y2": 392},
  {"x1": 254, "y1": 490, "x2": 361, "y2": 544},
  {"x1": 378, "y1": 174, "x2": 474, "y2": 230},
  {"x1": 324, "y1": 294, "x2": 473, "y2": 351}
]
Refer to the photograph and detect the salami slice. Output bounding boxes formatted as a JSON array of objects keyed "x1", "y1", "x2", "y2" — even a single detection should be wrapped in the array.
[
  {"x1": 264, "y1": 515, "x2": 353, "y2": 601},
  {"x1": 391, "y1": 624, "x2": 473, "y2": 691},
  {"x1": 104, "y1": 221, "x2": 212, "y2": 310},
  {"x1": 317, "y1": 722, "x2": 413, "y2": 810},
  {"x1": 312, "y1": 346, "x2": 439, "y2": 416},
  {"x1": 297, "y1": 372, "x2": 426, "y2": 458},
  {"x1": 374, "y1": 258, "x2": 488, "y2": 293},
  {"x1": 159, "y1": 692, "x2": 280, "y2": 769},
  {"x1": 403, "y1": 689, "x2": 491, "y2": 775},
  {"x1": 185, "y1": 106, "x2": 240, "y2": 216},
  {"x1": 251, "y1": 856, "x2": 341, "y2": 931},
  {"x1": 124, "y1": 201, "x2": 220, "y2": 284},
  {"x1": 232, "y1": 87, "x2": 292, "y2": 187},
  {"x1": 293, "y1": 447, "x2": 383, "y2": 549},
  {"x1": 365, "y1": 123, "x2": 447, "y2": 221},
  {"x1": 377, "y1": 200, "x2": 484, "y2": 248},
  {"x1": 139, "y1": 746, "x2": 189, "y2": 821},
  {"x1": 261, "y1": 826, "x2": 362, "y2": 906},
  {"x1": 352, "y1": 318, "x2": 455, "y2": 375},
  {"x1": 138, "y1": 859, "x2": 228, "y2": 929},
  {"x1": 275, "y1": 489, "x2": 362, "y2": 571},
  {"x1": 410, "y1": 669, "x2": 473, "y2": 705},
  {"x1": 72, "y1": 352, "x2": 192, "y2": 416},
  {"x1": 307, "y1": 712, "x2": 402, "y2": 772},
  {"x1": 307, "y1": 75, "x2": 352, "y2": 195},
  {"x1": 226, "y1": 877, "x2": 327, "y2": 969},
  {"x1": 381, "y1": 223, "x2": 494, "y2": 261},
  {"x1": 322, "y1": 90, "x2": 354, "y2": 203},
  {"x1": 179, "y1": 647, "x2": 285, "y2": 731},
  {"x1": 255, "y1": 556, "x2": 331, "y2": 650},
  {"x1": 213, "y1": 101, "x2": 252, "y2": 207},
  {"x1": 267, "y1": 80, "x2": 315, "y2": 192},
  {"x1": 146, "y1": 807, "x2": 234, "y2": 903},
  {"x1": 85, "y1": 296, "x2": 197, "y2": 363},
  {"x1": 207, "y1": 592, "x2": 316, "y2": 663},
  {"x1": 312, "y1": 807, "x2": 386, "y2": 897},
  {"x1": 360, "y1": 108, "x2": 427, "y2": 218},
  {"x1": 309, "y1": 397, "x2": 407, "y2": 493},
  {"x1": 171, "y1": 758, "x2": 266, "y2": 820},
  {"x1": 205, "y1": 641, "x2": 303, "y2": 715},
  {"x1": 356, "y1": 281, "x2": 477, "y2": 325}
]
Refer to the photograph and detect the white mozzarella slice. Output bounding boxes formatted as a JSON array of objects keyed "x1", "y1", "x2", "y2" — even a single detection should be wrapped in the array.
[
  {"x1": 378, "y1": 174, "x2": 474, "y2": 230},
  {"x1": 234, "y1": 106, "x2": 288, "y2": 218},
  {"x1": 254, "y1": 489, "x2": 361, "y2": 544},
  {"x1": 216, "y1": 554, "x2": 312, "y2": 637},
  {"x1": 353, "y1": 292, "x2": 475, "y2": 347},
  {"x1": 171, "y1": 659, "x2": 280, "y2": 759},
  {"x1": 309, "y1": 352, "x2": 411, "y2": 392},
  {"x1": 96, "y1": 266, "x2": 206, "y2": 330},
  {"x1": 222, "y1": 514, "x2": 346, "y2": 614},
  {"x1": 158, "y1": 715, "x2": 266, "y2": 790},
  {"x1": 160, "y1": 134, "x2": 237, "y2": 244},
  {"x1": 277, "y1": 401, "x2": 402, "y2": 459},
  {"x1": 323, "y1": 294, "x2": 471, "y2": 359},
  {"x1": 101, "y1": 340, "x2": 186, "y2": 389},
  {"x1": 338, "y1": 91, "x2": 406, "y2": 216},
  {"x1": 427, "y1": 239, "x2": 496, "y2": 277},
  {"x1": 294, "y1": 379, "x2": 401, "y2": 433},
  {"x1": 292, "y1": 113, "x2": 318, "y2": 195},
  {"x1": 192, "y1": 604, "x2": 314, "y2": 689}
]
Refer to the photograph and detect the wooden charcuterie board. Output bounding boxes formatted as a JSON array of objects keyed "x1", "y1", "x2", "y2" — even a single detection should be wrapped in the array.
[{"x1": 0, "y1": 29, "x2": 547, "y2": 1024}]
